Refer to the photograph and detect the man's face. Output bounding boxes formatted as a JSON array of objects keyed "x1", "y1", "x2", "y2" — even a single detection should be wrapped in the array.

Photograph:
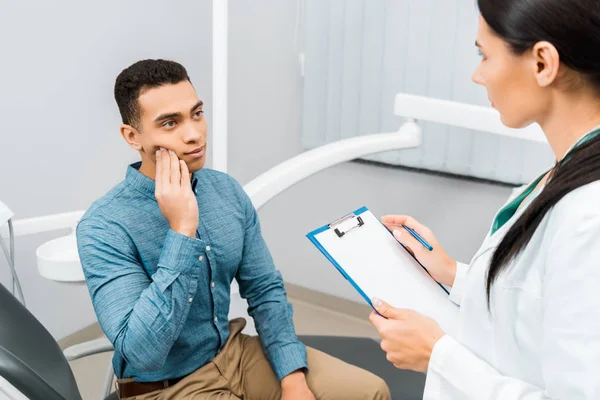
[{"x1": 130, "y1": 81, "x2": 207, "y2": 173}]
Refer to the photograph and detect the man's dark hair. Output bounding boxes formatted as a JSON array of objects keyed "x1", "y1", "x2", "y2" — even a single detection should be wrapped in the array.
[{"x1": 114, "y1": 59, "x2": 191, "y2": 130}]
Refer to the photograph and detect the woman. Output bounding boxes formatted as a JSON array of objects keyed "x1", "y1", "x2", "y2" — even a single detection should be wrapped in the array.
[{"x1": 369, "y1": 0, "x2": 600, "y2": 398}]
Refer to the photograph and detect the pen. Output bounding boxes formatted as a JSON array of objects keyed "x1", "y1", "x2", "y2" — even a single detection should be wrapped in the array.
[{"x1": 387, "y1": 224, "x2": 433, "y2": 251}]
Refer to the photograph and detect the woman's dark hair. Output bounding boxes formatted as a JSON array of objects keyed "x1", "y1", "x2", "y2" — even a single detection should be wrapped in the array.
[
  {"x1": 478, "y1": 0, "x2": 600, "y2": 89},
  {"x1": 477, "y1": 0, "x2": 600, "y2": 304}
]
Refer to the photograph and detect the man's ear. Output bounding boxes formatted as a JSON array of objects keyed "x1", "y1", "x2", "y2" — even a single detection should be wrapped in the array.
[{"x1": 120, "y1": 124, "x2": 143, "y2": 152}]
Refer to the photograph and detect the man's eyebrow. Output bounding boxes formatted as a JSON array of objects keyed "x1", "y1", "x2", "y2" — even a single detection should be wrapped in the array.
[
  {"x1": 190, "y1": 100, "x2": 204, "y2": 113},
  {"x1": 153, "y1": 101, "x2": 204, "y2": 122},
  {"x1": 154, "y1": 111, "x2": 182, "y2": 122}
]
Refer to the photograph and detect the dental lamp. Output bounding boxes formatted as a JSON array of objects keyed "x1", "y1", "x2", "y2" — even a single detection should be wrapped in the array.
[{"x1": 0, "y1": 200, "x2": 25, "y2": 305}]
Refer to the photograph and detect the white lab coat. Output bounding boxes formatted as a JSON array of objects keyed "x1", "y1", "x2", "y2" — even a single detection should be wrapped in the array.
[{"x1": 423, "y1": 179, "x2": 600, "y2": 399}]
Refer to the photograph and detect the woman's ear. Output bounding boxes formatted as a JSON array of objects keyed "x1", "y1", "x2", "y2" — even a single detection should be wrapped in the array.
[
  {"x1": 531, "y1": 41, "x2": 560, "y2": 88},
  {"x1": 120, "y1": 124, "x2": 143, "y2": 151}
]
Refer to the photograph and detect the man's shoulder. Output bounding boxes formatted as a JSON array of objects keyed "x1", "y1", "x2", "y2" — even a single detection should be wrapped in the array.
[{"x1": 78, "y1": 180, "x2": 134, "y2": 230}]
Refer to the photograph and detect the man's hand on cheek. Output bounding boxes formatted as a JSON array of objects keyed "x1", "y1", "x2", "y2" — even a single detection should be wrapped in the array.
[{"x1": 155, "y1": 148, "x2": 199, "y2": 238}]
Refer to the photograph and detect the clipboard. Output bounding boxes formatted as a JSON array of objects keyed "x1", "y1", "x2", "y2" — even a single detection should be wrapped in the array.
[{"x1": 307, "y1": 206, "x2": 459, "y2": 335}]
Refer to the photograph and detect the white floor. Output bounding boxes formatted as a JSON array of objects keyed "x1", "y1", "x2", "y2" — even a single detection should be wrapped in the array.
[{"x1": 69, "y1": 298, "x2": 380, "y2": 400}]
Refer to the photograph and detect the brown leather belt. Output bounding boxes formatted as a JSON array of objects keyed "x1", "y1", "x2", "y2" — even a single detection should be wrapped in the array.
[{"x1": 118, "y1": 376, "x2": 185, "y2": 398}]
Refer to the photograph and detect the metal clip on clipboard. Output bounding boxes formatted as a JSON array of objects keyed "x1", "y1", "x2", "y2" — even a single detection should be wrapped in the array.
[{"x1": 329, "y1": 213, "x2": 365, "y2": 238}]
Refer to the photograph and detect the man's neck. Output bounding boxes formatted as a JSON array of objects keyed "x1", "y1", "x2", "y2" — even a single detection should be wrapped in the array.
[
  {"x1": 138, "y1": 160, "x2": 193, "y2": 181},
  {"x1": 138, "y1": 160, "x2": 156, "y2": 180}
]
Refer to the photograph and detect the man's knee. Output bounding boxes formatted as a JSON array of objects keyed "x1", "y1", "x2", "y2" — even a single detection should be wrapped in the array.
[
  {"x1": 340, "y1": 370, "x2": 390, "y2": 400},
  {"x1": 367, "y1": 374, "x2": 391, "y2": 400}
]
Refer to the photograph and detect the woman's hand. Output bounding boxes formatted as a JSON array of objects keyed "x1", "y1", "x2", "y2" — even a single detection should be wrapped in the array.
[
  {"x1": 381, "y1": 215, "x2": 456, "y2": 286},
  {"x1": 369, "y1": 299, "x2": 445, "y2": 373}
]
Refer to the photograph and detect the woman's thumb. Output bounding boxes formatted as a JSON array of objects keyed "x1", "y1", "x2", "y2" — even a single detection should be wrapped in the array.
[
  {"x1": 393, "y1": 229, "x2": 403, "y2": 241},
  {"x1": 372, "y1": 298, "x2": 400, "y2": 319},
  {"x1": 393, "y1": 229, "x2": 416, "y2": 257}
]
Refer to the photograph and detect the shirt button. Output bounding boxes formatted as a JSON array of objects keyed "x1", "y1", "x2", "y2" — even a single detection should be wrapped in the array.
[
  {"x1": 214, "y1": 316, "x2": 218, "y2": 323},
  {"x1": 198, "y1": 255, "x2": 204, "y2": 262},
  {"x1": 211, "y1": 282, "x2": 215, "y2": 288},
  {"x1": 206, "y1": 245, "x2": 211, "y2": 252},
  {"x1": 188, "y1": 297, "x2": 193, "y2": 303}
]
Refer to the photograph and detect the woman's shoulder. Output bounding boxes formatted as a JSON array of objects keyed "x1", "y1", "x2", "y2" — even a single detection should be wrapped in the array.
[
  {"x1": 541, "y1": 180, "x2": 600, "y2": 246},
  {"x1": 550, "y1": 180, "x2": 600, "y2": 219}
]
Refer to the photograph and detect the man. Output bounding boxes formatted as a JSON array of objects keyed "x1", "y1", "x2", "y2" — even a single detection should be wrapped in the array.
[{"x1": 76, "y1": 59, "x2": 390, "y2": 400}]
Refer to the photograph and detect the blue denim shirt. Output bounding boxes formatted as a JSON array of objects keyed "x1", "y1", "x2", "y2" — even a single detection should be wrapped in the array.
[{"x1": 76, "y1": 163, "x2": 307, "y2": 382}]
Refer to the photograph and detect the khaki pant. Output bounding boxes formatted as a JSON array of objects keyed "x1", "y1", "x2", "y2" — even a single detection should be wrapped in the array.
[{"x1": 119, "y1": 318, "x2": 390, "y2": 400}]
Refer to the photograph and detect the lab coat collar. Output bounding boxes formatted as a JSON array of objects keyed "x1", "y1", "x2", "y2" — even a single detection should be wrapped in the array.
[
  {"x1": 470, "y1": 191, "x2": 532, "y2": 265},
  {"x1": 472, "y1": 125, "x2": 600, "y2": 264}
]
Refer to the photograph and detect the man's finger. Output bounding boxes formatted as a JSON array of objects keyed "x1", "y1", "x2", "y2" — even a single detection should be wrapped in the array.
[
  {"x1": 155, "y1": 149, "x2": 162, "y2": 194},
  {"x1": 169, "y1": 150, "x2": 180, "y2": 185},
  {"x1": 180, "y1": 160, "x2": 192, "y2": 188},
  {"x1": 160, "y1": 148, "x2": 170, "y2": 189}
]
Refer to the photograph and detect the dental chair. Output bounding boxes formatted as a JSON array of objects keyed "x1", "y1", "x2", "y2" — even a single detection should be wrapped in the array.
[
  {"x1": 0, "y1": 281, "x2": 115, "y2": 400},
  {"x1": 0, "y1": 280, "x2": 426, "y2": 399}
]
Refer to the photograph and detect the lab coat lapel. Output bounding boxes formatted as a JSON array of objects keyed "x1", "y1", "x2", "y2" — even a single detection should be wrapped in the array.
[
  {"x1": 470, "y1": 227, "x2": 506, "y2": 266},
  {"x1": 470, "y1": 188, "x2": 528, "y2": 265}
]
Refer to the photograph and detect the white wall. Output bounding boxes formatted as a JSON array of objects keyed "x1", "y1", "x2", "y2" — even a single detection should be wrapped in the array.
[{"x1": 0, "y1": 0, "x2": 516, "y2": 339}]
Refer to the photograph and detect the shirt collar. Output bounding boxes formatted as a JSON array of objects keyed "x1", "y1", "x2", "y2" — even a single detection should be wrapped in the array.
[{"x1": 126, "y1": 162, "x2": 199, "y2": 200}]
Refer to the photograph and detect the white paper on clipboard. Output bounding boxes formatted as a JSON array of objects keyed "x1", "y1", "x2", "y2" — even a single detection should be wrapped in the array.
[{"x1": 307, "y1": 206, "x2": 459, "y2": 336}]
